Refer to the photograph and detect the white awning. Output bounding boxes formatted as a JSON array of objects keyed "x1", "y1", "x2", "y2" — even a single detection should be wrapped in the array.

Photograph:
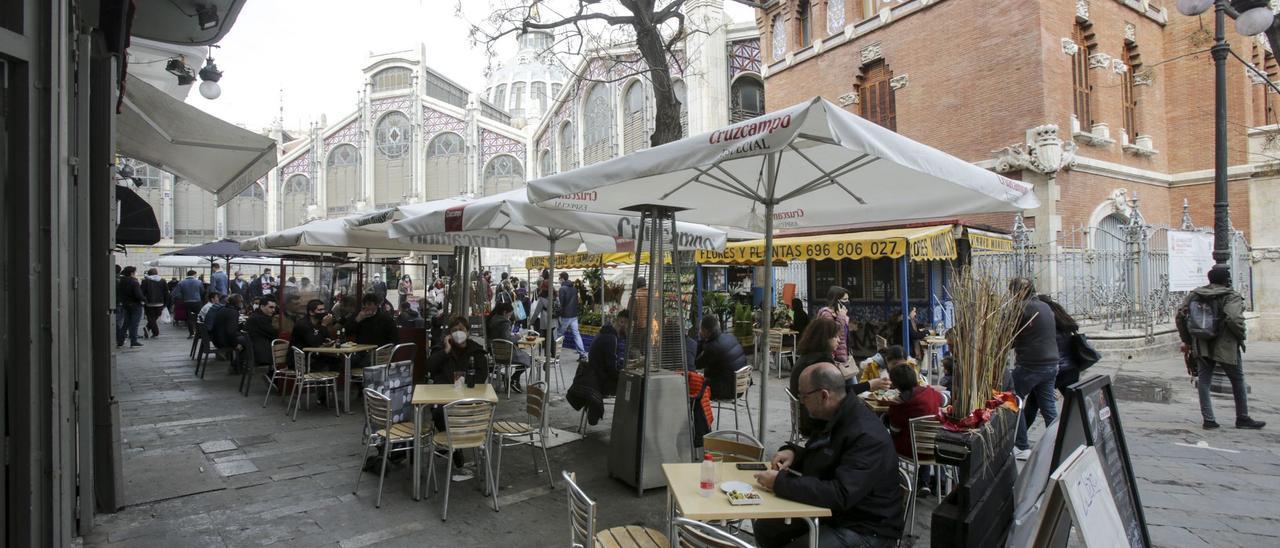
[
  {"x1": 118, "y1": 74, "x2": 277, "y2": 205},
  {"x1": 242, "y1": 215, "x2": 452, "y2": 255}
]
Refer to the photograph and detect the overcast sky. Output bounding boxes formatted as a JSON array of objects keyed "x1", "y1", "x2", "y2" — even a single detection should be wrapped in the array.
[{"x1": 188, "y1": 0, "x2": 755, "y2": 133}]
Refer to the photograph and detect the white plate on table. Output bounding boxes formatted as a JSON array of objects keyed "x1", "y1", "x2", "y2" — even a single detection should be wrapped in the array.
[{"x1": 720, "y1": 481, "x2": 753, "y2": 494}]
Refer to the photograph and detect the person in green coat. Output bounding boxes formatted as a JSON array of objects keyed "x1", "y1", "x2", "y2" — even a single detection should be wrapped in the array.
[{"x1": 1176, "y1": 265, "x2": 1265, "y2": 430}]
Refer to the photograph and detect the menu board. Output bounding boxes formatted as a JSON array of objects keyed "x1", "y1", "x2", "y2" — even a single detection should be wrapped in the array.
[{"x1": 1052, "y1": 376, "x2": 1150, "y2": 548}]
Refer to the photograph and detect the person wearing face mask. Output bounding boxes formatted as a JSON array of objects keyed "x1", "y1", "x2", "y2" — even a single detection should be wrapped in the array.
[
  {"x1": 230, "y1": 271, "x2": 249, "y2": 299},
  {"x1": 424, "y1": 316, "x2": 491, "y2": 480},
  {"x1": 292, "y1": 299, "x2": 340, "y2": 369},
  {"x1": 243, "y1": 297, "x2": 280, "y2": 371}
]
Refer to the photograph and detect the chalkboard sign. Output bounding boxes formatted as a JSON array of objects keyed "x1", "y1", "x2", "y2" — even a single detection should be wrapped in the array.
[{"x1": 1051, "y1": 375, "x2": 1150, "y2": 548}]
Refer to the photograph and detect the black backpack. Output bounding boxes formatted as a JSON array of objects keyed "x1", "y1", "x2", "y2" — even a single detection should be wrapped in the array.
[{"x1": 1185, "y1": 294, "x2": 1222, "y2": 341}]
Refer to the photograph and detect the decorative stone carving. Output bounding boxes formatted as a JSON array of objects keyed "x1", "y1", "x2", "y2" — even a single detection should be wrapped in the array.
[
  {"x1": 1076, "y1": 0, "x2": 1089, "y2": 20},
  {"x1": 861, "y1": 43, "x2": 883, "y2": 64},
  {"x1": 889, "y1": 74, "x2": 909, "y2": 90},
  {"x1": 827, "y1": 0, "x2": 846, "y2": 36},
  {"x1": 879, "y1": 6, "x2": 893, "y2": 24},
  {"x1": 1113, "y1": 60, "x2": 1128, "y2": 74},
  {"x1": 1252, "y1": 246, "x2": 1280, "y2": 263},
  {"x1": 992, "y1": 124, "x2": 1079, "y2": 174},
  {"x1": 1133, "y1": 70, "x2": 1153, "y2": 86},
  {"x1": 838, "y1": 91, "x2": 859, "y2": 106},
  {"x1": 1089, "y1": 53, "x2": 1112, "y2": 69},
  {"x1": 1249, "y1": 65, "x2": 1269, "y2": 85},
  {"x1": 1061, "y1": 38, "x2": 1079, "y2": 56},
  {"x1": 1124, "y1": 22, "x2": 1136, "y2": 43}
]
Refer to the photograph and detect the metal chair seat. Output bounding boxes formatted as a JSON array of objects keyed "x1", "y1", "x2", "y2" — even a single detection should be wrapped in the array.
[
  {"x1": 594, "y1": 525, "x2": 670, "y2": 547},
  {"x1": 303, "y1": 371, "x2": 339, "y2": 381},
  {"x1": 375, "y1": 421, "x2": 429, "y2": 442},
  {"x1": 492, "y1": 420, "x2": 535, "y2": 435}
]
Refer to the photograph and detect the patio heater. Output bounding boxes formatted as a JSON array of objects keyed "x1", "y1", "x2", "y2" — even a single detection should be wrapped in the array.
[{"x1": 608, "y1": 205, "x2": 695, "y2": 495}]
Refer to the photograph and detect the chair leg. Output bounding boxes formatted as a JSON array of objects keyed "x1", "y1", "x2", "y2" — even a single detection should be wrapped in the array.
[
  {"x1": 485, "y1": 447, "x2": 500, "y2": 512},
  {"x1": 354, "y1": 440, "x2": 373, "y2": 495},
  {"x1": 493, "y1": 437, "x2": 505, "y2": 491},
  {"x1": 262, "y1": 372, "x2": 274, "y2": 408},
  {"x1": 745, "y1": 394, "x2": 755, "y2": 434},
  {"x1": 332, "y1": 383, "x2": 340, "y2": 417},
  {"x1": 292, "y1": 383, "x2": 304, "y2": 422},
  {"x1": 375, "y1": 441, "x2": 390, "y2": 508},
  {"x1": 441, "y1": 450, "x2": 453, "y2": 521}
]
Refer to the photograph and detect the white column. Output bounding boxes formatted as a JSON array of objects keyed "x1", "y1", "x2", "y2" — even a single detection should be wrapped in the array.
[
  {"x1": 361, "y1": 86, "x2": 375, "y2": 210},
  {"x1": 683, "y1": 0, "x2": 729, "y2": 134},
  {"x1": 1250, "y1": 175, "x2": 1280, "y2": 340}
]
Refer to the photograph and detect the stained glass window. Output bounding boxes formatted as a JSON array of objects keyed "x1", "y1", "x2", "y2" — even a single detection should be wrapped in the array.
[
  {"x1": 325, "y1": 144, "x2": 360, "y2": 214},
  {"x1": 828, "y1": 0, "x2": 846, "y2": 35},
  {"x1": 540, "y1": 149, "x2": 554, "y2": 177},
  {"x1": 374, "y1": 112, "x2": 413, "y2": 207},
  {"x1": 375, "y1": 112, "x2": 412, "y2": 159}
]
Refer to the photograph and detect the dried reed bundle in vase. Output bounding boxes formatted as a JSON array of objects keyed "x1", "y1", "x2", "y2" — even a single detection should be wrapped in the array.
[{"x1": 945, "y1": 266, "x2": 1028, "y2": 421}]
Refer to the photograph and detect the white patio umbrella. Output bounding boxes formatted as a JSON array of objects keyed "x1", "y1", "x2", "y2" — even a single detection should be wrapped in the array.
[
  {"x1": 388, "y1": 187, "x2": 731, "y2": 365},
  {"x1": 527, "y1": 97, "x2": 1040, "y2": 439},
  {"x1": 241, "y1": 216, "x2": 452, "y2": 255}
]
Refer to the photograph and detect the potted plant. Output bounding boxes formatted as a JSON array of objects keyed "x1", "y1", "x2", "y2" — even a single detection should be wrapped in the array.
[{"x1": 732, "y1": 303, "x2": 755, "y2": 348}]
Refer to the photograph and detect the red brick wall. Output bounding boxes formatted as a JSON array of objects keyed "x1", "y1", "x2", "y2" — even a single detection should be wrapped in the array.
[{"x1": 1169, "y1": 179, "x2": 1253, "y2": 239}]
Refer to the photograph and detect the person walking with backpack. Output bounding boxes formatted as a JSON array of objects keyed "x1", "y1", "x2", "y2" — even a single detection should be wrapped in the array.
[{"x1": 1177, "y1": 265, "x2": 1265, "y2": 430}]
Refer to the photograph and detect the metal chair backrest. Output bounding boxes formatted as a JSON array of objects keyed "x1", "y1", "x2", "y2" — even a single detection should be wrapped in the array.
[
  {"x1": 441, "y1": 399, "x2": 495, "y2": 450},
  {"x1": 362, "y1": 387, "x2": 394, "y2": 439},
  {"x1": 768, "y1": 330, "x2": 785, "y2": 352},
  {"x1": 908, "y1": 415, "x2": 942, "y2": 462},
  {"x1": 271, "y1": 339, "x2": 289, "y2": 370},
  {"x1": 373, "y1": 344, "x2": 394, "y2": 367},
  {"x1": 784, "y1": 387, "x2": 803, "y2": 441},
  {"x1": 733, "y1": 366, "x2": 752, "y2": 398},
  {"x1": 703, "y1": 430, "x2": 765, "y2": 462},
  {"x1": 562, "y1": 470, "x2": 597, "y2": 548},
  {"x1": 673, "y1": 517, "x2": 753, "y2": 548},
  {"x1": 491, "y1": 338, "x2": 515, "y2": 364},
  {"x1": 526, "y1": 381, "x2": 549, "y2": 434},
  {"x1": 898, "y1": 465, "x2": 912, "y2": 523},
  {"x1": 291, "y1": 347, "x2": 309, "y2": 376},
  {"x1": 390, "y1": 342, "x2": 416, "y2": 363}
]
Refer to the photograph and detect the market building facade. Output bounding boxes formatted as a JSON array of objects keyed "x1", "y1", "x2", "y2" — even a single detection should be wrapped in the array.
[{"x1": 755, "y1": 0, "x2": 1280, "y2": 339}]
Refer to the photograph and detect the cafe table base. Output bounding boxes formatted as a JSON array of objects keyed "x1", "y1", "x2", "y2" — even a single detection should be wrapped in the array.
[{"x1": 410, "y1": 383, "x2": 499, "y2": 501}]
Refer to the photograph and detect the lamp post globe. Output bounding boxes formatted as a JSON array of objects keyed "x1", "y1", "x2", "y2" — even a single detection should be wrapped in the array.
[
  {"x1": 1177, "y1": 0, "x2": 1215, "y2": 16},
  {"x1": 1235, "y1": 6, "x2": 1276, "y2": 35},
  {"x1": 199, "y1": 80, "x2": 221, "y2": 100}
]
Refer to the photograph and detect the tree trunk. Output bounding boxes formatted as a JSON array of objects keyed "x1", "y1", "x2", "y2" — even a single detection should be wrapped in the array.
[{"x1": 633, "y1": 20, "x2": 683, "y2": 147}]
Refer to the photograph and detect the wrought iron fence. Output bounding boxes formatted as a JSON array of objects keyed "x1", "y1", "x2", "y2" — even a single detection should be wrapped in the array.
[{"x1": 971, "y1": 207, "x2": 1252, "y2": 339}]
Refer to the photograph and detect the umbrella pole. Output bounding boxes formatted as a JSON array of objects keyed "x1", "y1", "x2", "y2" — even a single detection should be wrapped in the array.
[
  {"x1": 759, "y1": 201, "x2": 775, "y2": 442},
  {"x1": 900, "y1": 254, "x2": 910, "y2": 359},
  {"x1": 546, "y1": 237, "x2": 557, "y2": 385}
]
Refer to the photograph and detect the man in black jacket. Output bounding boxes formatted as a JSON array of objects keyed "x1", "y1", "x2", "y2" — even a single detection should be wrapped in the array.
[
  {"x1": 208, "y1": 294, "x2": 245, "y2": 369},
  {"x1": 695, "y1": 315, "x2": 747, "y2": 400},
  {"x1": 292, "y1": 299, "x2": 340, "y2": 371},
  {"x1": 141, "y1": 268, "x2": 168, "y2": 338},
  {"x1": 243, "y1": 297, "x2": 279, "y2": 369},
  {"x1": 117, "y1": 266, "x2": 146, "y2": 348},
  {"x1": 753, "y1": 362, "x2": 903, "y2": 547},
  {"x1": 349, "y1": 293, "x2": 398, "y2": 347},
  {"x1": 1008, "y1": 277, "x2": 1061, "y2": 460}
]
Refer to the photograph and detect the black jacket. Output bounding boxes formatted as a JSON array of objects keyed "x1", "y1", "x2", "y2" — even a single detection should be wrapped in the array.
[
  {"x1": 291, "y1": 315, "x2": 331, "y2": 350},
  {"x1": 243, "y1": 311, "x2": 277, "y2": 365},
  {"x1": 117, "y1": 276, "x2": 145, "y2": 307},
  {"x1": 349, "y1": 310, "x2": 398, "y2": 347},
  {"x1": 774, "y1": 394, "x2": 904, "y2": 540},
  {"x1": 423, "y1": 341, "x2": 489, "y2": 386},
  {"x1": 586, "y1": 323, "x2": 622, "y2": 395},
  {"x1": 557, "y1": 281, "x2": 579, "y2": 318},
  {"x1": 209, "y1": 305, "x2": 242, "y2": 349},
  {"x1": 1012, "y1": 297, "x2": 1059, "y2": 369},
  {"x1": 696, "y1": 332, "x2": 747, "y2": 400},
  {"x1": 141, "y1": 276, "x2": 167, "y2": 306}
]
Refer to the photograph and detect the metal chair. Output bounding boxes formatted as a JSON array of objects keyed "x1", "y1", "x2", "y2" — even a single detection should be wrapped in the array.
[
  {"x1": 768, "y1": 330, "x2": 795, "y2": 379},
  {"x1": 897, "y1": 464, "x2": 913, "y2": 547},
  {"x1": 287, "y1": 347, "x2": 339, "y2": 421},
  {"x1": 702, "y1": 430, "x2": 765, "y2": 463},
  {"x1": 672, "y1": 517, "x2": 752, "y2": 548},
  {"x1": 262, "y1": 339, "x2": 295, "y2": 407},
  {"x1": 784, "y1": 387, "x2": 805, "y2": 445},
  {"x1": 490, "y1": 339, "x2": 526, "y2": 398},
  {"x1": 352, "y1": 343, "x2": 394, "y2": 392},
  {"x1": 492, "y1": 381, "x2": 554, "y2": 490},
  {"x1": 563, "y1": 470, "x2": 670, "y2": 548},
  {"x1": 534, "y1": 334, "x2": 566, "y2": 392},
  {"x1": 353, "y1": 387, "x2": 430, "y2": 508},
  {"x1": 712, "y1": 366, "x2": 754, "y2": 433},
  {"x1": 426, "y1": 398, "x2": 499, "y2": 521},
  {"x1": 390, "y1": 342, "x2": 416, "y2": 363},
  {"x1": 901, "y1": 415, "x2": 946, "y2": 538},
  {"x1": 193, "y1": 322, "x2": 225, "y2": 378}
]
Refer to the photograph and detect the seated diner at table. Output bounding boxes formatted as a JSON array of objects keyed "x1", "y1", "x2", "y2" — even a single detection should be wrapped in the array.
[
  {"x1": 486, "y1": 302, "x2": 532, "y2": 393},
  {"x1": 753, "y1": 362, "x2": 903, "y2": 548},
  {"x1": 858, "y1": 345, "x2": 923, "y2": 386},
  {"x1": 793, "y1": 318, "x2": 891, "y2": 437},
  {"x1": 292, "y1": 299, "x2": 341, "y2": 372},
  {"x1": 695, "y1": 315, "x2": 747, "y2": 400},
  {"x1": 243, "y1": 296, "x2": 279, "y2": 370},
  {"x1": 423, "y1": 316, "x2": 490, "y2": 480},
  {"x1": 885, "y1": 361, "x2": 945, "y2": 497}
]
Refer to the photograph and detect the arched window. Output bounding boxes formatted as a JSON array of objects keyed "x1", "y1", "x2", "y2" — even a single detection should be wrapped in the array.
[
  {"x1": 325, "y1": 144, "x2": 360, "y2": 215},
  {"x1": 673, "y1": 79, "x2": 688, "y2": 137},
  {"x1": 374, "y1": 112, "x2": 414, "y2": 208},
  {"x1": 798, "y1": 0, "x2": 812, "y2": 48},
  {"x1": 582, "y1": 84, "x2": 614, "y2": 165},
  {"x1": 173, "y1": 178, "x2": 216, "y2": 244},
  {"x1": 539, "y1": 149, "x2": 554, "y2": 177},
  {"x1": 511, "y1": 82, "x2": 526, "y2": 113},
  {"x1": 482, "y1": 155, "x2": 524, "y2": 196},
  {"x1": 224, "y1": 183, "x2": 266, "y2": 239},
  {"x1": 493, "y1": 84, "x2": 508, "y2": 110},
  {"x1": 371, "y1": 67, "x2": 411, "y2": 93},
  {"x1": 281, "y1": 175, "x2": 311, "y2": 228},
  {"x1": 426, "y1": 132, "x2": 467, "y2": 200},
  {"x1": 559, "y1": 122, "x2": 577, "y2": 171},
  {"x1": 622, "y1": 81, "x2": 649, "y2": 154},
  {"x1": 731, "y1": 76, "x2": 765, "y2": 123},
  {"x1": 1094, "y1": 213, "x2": 1128, "y2": 252}
]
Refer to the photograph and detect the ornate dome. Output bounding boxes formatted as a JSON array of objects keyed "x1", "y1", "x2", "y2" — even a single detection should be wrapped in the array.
[{"x1": 484, "y1": 29, "x2": 569, "y2": 129}]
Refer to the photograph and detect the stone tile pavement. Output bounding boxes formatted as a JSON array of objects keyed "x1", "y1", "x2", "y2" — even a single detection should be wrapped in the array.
[{"x1": 79, "y1": 327, "x2": 1280, "y2": 547}]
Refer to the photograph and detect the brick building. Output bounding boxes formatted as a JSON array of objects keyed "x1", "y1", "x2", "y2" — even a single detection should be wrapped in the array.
[{"x1": 756, "y1": 0, "x2": 1280, "y2": 338}]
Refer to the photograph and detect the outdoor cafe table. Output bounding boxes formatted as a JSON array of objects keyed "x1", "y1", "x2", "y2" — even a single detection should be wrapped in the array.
[
  {"x1": 410, "y1": 383, "x2": 499, "y2": 501},
  {"x1": 662, "y1": 462, "x2": 830, "y2": 548},
  {"x1": 301, "y1": 344, "x2": 378, "y2": 414}
]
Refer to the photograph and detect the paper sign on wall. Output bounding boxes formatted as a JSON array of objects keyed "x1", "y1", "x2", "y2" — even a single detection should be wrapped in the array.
[{"x1": 1167, "y1": 230, "x2": 1214, "y2": 291}]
